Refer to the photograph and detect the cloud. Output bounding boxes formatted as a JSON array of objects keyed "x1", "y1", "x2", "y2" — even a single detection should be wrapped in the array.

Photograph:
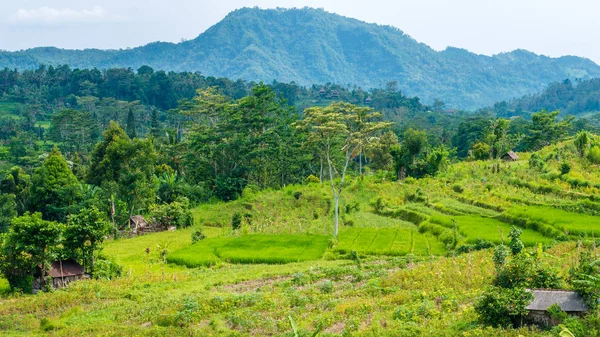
[{"x1": 9, "y1": 6, "x2": 126, "y2": 25}]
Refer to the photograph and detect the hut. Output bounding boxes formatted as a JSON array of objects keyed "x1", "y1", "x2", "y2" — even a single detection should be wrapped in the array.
[
  {"x1": 330, "y1": 90, "x2": 339, "y2": 99},
  {"x1": 33, "y1": 260, "x2": 85, "y2": 292},
  {"x1": 365, "y1": 96, "x2": 372, "y2": 104},
  {"x1": 127, "y1": 215, "x2": 149, "y2": 234},
  {"x1": 502, "y1": 151, "x2": 519, "y2": 161},
  {"x1": 319, "y1": 87, "x2": 327, "y2": 96},
  {"x1": 525, "y1": 290, "x2": 588, "y2": 326}
]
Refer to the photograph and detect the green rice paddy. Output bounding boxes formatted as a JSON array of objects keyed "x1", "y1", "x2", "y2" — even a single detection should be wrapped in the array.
[
  {"x1": 335, "y1": 227, "x2": 446, "y2": 256},
  {"x1": 167, "y1": 234, "x2": 329, "y2": 267}
]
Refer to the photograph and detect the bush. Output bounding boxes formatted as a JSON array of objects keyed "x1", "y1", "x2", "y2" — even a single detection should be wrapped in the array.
[
  {"x1": 560, "y1": 162, "x2": 571, "y2": 175},
  {"x1": 149, "y1": 198, "x2": 193, "y2": 229},
  {"x1": 475, "y1": 286, "x2": 532, "y2": 327},
  {"x1": 452, "y1": 184, "x2": 464, "y2": 193},
  {"x1": 547, "y1": 303, "x2": 567, "y2": 324},
  {"x1": 231, "y1": 213, "x2": 242, "y2": 231},
  {"x1": 588, "y1": 146, "x2": 600, "y2": 164},
  {"x1": 93, "y1": 256, "x2": 122, "y2": 280},
  {"x1": 373, "y1": 197, "x2": 385, "y2": 213},
  {"x1": 306, "y1": 175, "x2": 320, "y2": 184},
  {"x1": 191, "y1": 228, "x2": 206, "y2": 243},
  {"x1": 320, "y1": 280, "x2": 334, "y2": 293}
]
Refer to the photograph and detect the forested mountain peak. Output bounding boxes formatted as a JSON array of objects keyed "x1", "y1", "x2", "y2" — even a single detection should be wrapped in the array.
[{"x1": 1, "y1": 7, "x2": 600, "y2": 109}]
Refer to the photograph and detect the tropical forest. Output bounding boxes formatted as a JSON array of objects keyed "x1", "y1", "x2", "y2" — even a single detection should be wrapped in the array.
[{"x1": 1, "y1": 5, "x2": 600, "y2": 337}]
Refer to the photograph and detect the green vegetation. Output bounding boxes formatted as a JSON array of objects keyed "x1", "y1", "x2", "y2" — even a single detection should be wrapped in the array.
[
  {"x1": 2, "y1": 8, "x2": 600, "y2": 109},
  {"x1": 168, "y1": 234, "x2": 329, "y2": 267},
  {"x1": 335, "y1": 227, "x2": 445, "y2": 256},
  {"x1": 3, "y1": 33, "x2": 600, "y2": 336}
]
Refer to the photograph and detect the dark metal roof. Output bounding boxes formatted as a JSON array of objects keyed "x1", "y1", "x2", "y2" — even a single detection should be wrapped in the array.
[
  {"x1": 47, "y1": 260, "x2": 85, "y2": 278},
  {"x1": 526, "y1": 289, "x2": 588, "y2": 312}
]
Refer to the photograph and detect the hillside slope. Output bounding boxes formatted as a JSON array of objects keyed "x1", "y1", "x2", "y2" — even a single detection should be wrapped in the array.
[{"x1": 2, "y1": 7, "x2": 600, "y2": 109}]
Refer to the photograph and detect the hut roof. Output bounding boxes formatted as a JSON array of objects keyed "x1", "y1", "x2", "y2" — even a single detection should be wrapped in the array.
[
  {"x1": 526, "y1": 290, "x2": 588, "y2": 312},
  {"x1": 128, "y1": 215, "x2": 148, "y2": 229},
  {"x1": 47, "y1": 260, "x2": 85, "y2": 278},
  {"x1": 503, "y1": 151, "x2": 519, "y2": 160}
]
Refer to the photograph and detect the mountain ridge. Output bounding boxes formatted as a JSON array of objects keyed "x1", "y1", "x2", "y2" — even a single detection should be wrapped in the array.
[{"x1": 1, "y1": 7, "x2": 600, "y2": 109}]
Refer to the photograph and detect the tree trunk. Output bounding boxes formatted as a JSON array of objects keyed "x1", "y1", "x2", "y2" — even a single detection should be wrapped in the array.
[
  {"x1": 359, "y1": 151, "x2": 362, "y2": 176},
  {"x1": 333, "y1": 193, "x2": 339, "y2": 237},
  {"x1": 319, "y1": 155, "x2": 323, "y2": 183}
]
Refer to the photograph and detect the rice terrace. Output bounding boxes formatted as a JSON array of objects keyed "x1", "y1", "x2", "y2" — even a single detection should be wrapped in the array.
[{"x1": 3, "y1": 3, "x2": 600, "y2": 337}]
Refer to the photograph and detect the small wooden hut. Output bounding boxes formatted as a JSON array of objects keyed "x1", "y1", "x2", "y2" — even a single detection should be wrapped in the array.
[
  {"x1": 525, "y1": 290, "x2": 588, "y2": 326},
  {"x1": 127, "y1": 215, "x2": 149, "y2": 234},
  {"x1": 330, "y1": 90, "x2": 339, "y2": 98},
  {"x1": 33, "y1": 260, "x2": 85, "y2": 292},
  {"x1": 365, "y1": 96, "x2": 372, "y2": 104},
  {"x1": 502, "y1": 151, "x2": 519, "y2": 161},
  {"x1": 319, "y1": 87, "x2": 327, "y2": 96}
]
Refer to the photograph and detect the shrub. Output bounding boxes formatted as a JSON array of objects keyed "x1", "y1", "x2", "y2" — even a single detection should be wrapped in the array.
[
  {"x1": 306, "y1": 175, "x2": 320, "y2": 184},
  {"x1": 452, "y1": 184, "x2": 464, "y2": 193},
  {"x1": 560, "y1": 162, "x2": 571, "y2": 175},
  {"x1": 547, "y1": 303, "x2": 567, "y2": 324},
  {"x1": 191, "y1": 228, "x2": 206, "y2": 243},
  {"x1": 320, "y1": 280, "x2": 334, "y2": 293},
  {"x1": 39, "y1": 318, "x2": 60, "y2": 332},
  {"x1": 174, "y1": 296, "x2": 200, "y2": 326},
  {"x1": 243, "y1": 213, "x2": 252, "y2": 226},
  {"x1": 293, "y1": 191, "x2": 302, "y2": 200},
  {"x1": 93, "y1": 255, "x2": 122, "y2": 280},
  {"x1": 373, "y1": 197, "x2": 385, "y2": 213},
  {"x1": 231, "y1": 213, "x2": 242, "y2": 231},
  {"x1": 588, "y1": 146, "x2": 600, "y2": 164},
  {"x1": 149, "y1": 198, "x2": 193, "y2": 229},
  {"x1": 475, "y1": 286, "x2": 532, "y2": 327}
]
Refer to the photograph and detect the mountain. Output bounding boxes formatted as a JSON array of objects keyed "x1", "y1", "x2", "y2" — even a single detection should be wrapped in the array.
[
  {"x1": 490, "y1": 78, "x2": 600, "y2": 117},
  {"x1": 2, "y1": 7, "x2": 600, "y2": 109}
]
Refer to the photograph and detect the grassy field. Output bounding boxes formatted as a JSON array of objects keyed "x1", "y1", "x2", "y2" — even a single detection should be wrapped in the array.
[
  {"x1": 335, "y1": 227, "x2": 446, "y2": 256},
  {"x1": 4, "y1": 139, "x2": 600, "y2": 335},
  {"x1": 506, "y1": 205, "x2": 600, "y2": 236},
  {"x1": 0, "y1": 225, "x2": 584, "y2": 336},
  {"x1": 168, "y1": 234, "x2": 329, "y2": 267}
]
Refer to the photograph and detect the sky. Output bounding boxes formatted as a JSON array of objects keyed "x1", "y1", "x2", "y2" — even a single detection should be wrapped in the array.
[{"x1": 0, "y1": 0, "x2": 598, "y2": 63}]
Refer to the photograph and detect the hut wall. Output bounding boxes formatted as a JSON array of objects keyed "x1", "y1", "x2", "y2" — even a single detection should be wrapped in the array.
[{"x1": 52, "y1": 275, "x2": 83, "y2": 289}]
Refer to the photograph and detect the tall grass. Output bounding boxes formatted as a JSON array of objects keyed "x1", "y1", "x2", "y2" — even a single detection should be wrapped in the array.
[
  {"x1": 506, "y1": 205, "x2": 600, "y2": 236},
  {"x1": 335, "y1": 227, "x2": 446, "y2": 256},
  {"x1": 426, "y1": 214, "x2": 552, "y2": 246},
  {"x1": 167, "y1": 234, "x2": 329, "y2": 267}
]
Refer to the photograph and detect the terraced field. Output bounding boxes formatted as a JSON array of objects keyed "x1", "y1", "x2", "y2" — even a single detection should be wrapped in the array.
[
  {"x1": 335, "y1": 227, "x2": 446, "y2": 256},
  {"x1": 167, "y1": 234, "x2": 329, "y2": 267}
]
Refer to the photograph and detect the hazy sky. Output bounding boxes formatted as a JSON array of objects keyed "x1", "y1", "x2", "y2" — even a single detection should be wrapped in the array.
[{"x1": 1, "y1": 0, "x2": 598, "y2": 63}]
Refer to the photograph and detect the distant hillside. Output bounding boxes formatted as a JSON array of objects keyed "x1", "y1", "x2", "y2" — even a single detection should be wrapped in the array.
[
  {"x1": 491, "y1": 78, "x2": 600, "y2": 117},
  {"x1": 2, "y1": 7, "x2": 600, "y2": 109}
]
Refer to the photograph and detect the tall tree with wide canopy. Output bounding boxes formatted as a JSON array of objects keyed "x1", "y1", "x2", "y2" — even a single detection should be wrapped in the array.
[
  {"x1": 64, "y1": 207, "x2": 111, "y2": 273},
  {"x1": 0, "y1": 212, "x2": 64, "y2": 291},
  {"x1": 87, "y1": 122, "x2": 157, "y2": 222},
  {"x1": 30, "y1": 147, "x2": 82, "y2": 222},
  {"x1": 298, "y1": 102, "x2": 390, "y2": 237}
]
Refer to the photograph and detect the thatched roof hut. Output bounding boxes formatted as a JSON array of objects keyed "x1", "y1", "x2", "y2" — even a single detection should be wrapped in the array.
[
  {"x1": 502, "y1": 151, "x2": 519, "y2": 161},
  {"x1": 127, "y1": 215, "x2": 148, "y2": 232},
  {"x1": 526, "y1": 290, "x2": 588, "y2": 326}
]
